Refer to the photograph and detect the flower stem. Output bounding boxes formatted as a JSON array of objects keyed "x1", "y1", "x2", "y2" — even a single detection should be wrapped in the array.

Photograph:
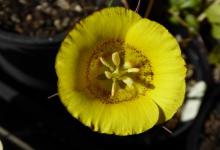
[
  {"x1": 197, "y1": 0, "x2": 220, "y2": 22},
  {"x1": 48, "y1": 93, "x2": 58, "y2": 99},
  {"x1": 0, "y1": 126, "x2": 35, "y2": 150},
  {"x1": 135, "y1": 0, "x2": 141, "y2": 12},
  {"x1": 170, "y1": 12, "x2": 189, "y2": 28},
  {"x1": 162, "y1": 126, "x2": 173, "y2": 135},
  {"x1": 144, "y1": 0, "x2": 154, "y2": 18}
]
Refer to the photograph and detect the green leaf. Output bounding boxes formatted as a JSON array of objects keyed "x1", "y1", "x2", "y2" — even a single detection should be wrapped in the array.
[
  {"x1": 169, "y1": 0, "x2": 184, "y2": 9},
  {"x1": 169, "y1": 0, "x2": 201, "y2": 10},
  {"x1": 209, "y1": 44, "x2": 220, "y2": 65},
  {"x1": 180, "y1": 0, "x2": 201, "y2": 10},
  {"x1": 211, "y1": 23, "x2": 220, "y2": 40},
  {"x1": 107, "y1": 0, "x2": 114, "y2": 7},
  {"x1": 169, "y1": 15, "x2": 180, "y2": 25},
  {"x1": 205, "y1": 4, "x2": 220, "y2": 24},
  {"x1": 185, "y1": 14, "x2": 199, "y2": 33}
]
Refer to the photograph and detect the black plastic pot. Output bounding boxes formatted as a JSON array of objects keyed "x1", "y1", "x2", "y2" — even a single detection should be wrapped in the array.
[
  {"x1": 0, "y1": 42, "x2": 211, "y2": 150},
  {"x1": 186, "y1": 84, "x2": 220, "y2": 150},
  {"x1": 0, "y1": 1, "x2": 212, "y2": 148},
  {"x1": 0, "y1": 80, "x2": 154, "y2": 149},
  {"x1": 0, "y1": 37, "x2": 211, "y2": 149},
  {"x1": 0, "y1": 29, "x2": 65, "y2": 95},
  {"x1": 0, "y1": 1, "x2": 125, "y2": 96}
]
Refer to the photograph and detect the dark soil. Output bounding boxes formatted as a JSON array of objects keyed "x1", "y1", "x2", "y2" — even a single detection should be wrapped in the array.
[
  {"x1": 200, "y1": 102, "x2": 220, "y2": 150},
  {"x1": 0, "y1": 0, "x2": 108, "y2": 38}
]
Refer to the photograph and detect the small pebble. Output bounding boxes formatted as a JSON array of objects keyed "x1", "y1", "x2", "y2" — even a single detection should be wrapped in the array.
[
  {"x1": 56, "y1": 0, "x2": 70, "y2": 10},
  {"x1": 41, "y1": 2, "x2": 48, "y2": 8},
  {"x1": 36, "y1": 5, "x2": 43, "y2": 10},
  {"x1": 18, "y1": 0, "x2": 27, "y2": 5},
  {"x1": 15, "y1": 25, "x2": 23, "y2": 33},
  {"x1": 51, "y1": 9, "x2": 58, "y2": 16},
  {"x1": 74, "y1": 5, "x2": 83, "y2": 13},
  {"x1": 44, "y1": 7, "x2": 52, "y2": 14},
  {"x1": 11, "y1": 14, "x2": 20, "y2": 23},
  {"x1": 0, "y1": 0, "x2": 105, "y2": 37},
  {"x1": 54, "y1": 19, "x2": 62, "y2": 30},
  {"x1": 186, "y1": 64, "x2": 194, "y2": 78},
  {"x1": 62, "y1": 17, "x2": 70, "y2": 28},
  {"x1": 26, "y1": 14, "x2": 32, "y2": 22}
]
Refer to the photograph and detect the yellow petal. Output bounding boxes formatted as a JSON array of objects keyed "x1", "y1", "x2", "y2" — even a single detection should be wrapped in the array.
[
  {"x1": 58, "y1": 86, "x2": 159, "y2": 135},
  {"x1": 56, "y1": 7, "x2": 159, "y2": 135},
  {"x1": 125, "y1": 19, "x2": 186, "y2": 121},
  {"x1": 56, "y1": 7, "x2": 141, "y2": 91},
  {"x1": 56, "y1": 7, "x2": 186, "y2": 136}
]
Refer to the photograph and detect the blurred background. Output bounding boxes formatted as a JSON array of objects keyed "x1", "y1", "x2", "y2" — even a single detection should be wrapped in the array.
[{"x1": 0, "y1": 0, "x2": 220, "y2": 149}]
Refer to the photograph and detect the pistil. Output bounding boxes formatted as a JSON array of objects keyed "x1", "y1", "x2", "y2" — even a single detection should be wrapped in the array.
[{"x1": 99, "y1": 52, "x2": 140, "y2": 97}]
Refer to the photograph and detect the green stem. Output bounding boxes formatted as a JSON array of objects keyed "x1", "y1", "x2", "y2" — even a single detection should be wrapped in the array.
[
  {"x1": 197, "y1": 0, "x2": 220, "y2": 22},
  {"x1": 170, "y1": 11, "x2": 189, "y2": 27},
  {"x1": 107, "y1": 0, "x2": 114, "y2": 7}
]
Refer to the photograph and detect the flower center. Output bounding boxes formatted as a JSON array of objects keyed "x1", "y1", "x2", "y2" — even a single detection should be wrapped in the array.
[
  {"x1": 99, "y1": 52, "x2": 140, "y2": 97},
  {"x1": 83, "y1": 40, "x2": 154, "y2": 104}
]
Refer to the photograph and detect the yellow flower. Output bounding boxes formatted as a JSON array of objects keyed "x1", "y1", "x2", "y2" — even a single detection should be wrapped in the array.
[{"x1": 55, "y1": 7, "x2": 186, "y2": 136}]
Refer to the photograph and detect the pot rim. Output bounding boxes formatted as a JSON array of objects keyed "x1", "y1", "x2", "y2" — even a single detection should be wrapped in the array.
[
  {"x1": 0, "y1": 29, "x2": 66, "y2": 46},
  {"x1": 186, "y1": 85, "x2": 220, "y2": 150}
]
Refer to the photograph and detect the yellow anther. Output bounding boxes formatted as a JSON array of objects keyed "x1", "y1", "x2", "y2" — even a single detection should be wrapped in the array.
[
  {"x1": 121, "y1": 77, "x2": 134, "y2": 88},
  {"x1": 99, "y1": 57, "x2": 114, "y2": 71},
  {"x1": 112, "y1": 52, "x2": 120, "y2": 67},
  {"x1": 127, "y1": 68, "x2": 140, "y2": 73},
  {"x1": 104, "y1": 71, "x2": 112, "y2": 79},
  {"x1": 100, "y1": 52, "x2": 140, "y2": 97}
]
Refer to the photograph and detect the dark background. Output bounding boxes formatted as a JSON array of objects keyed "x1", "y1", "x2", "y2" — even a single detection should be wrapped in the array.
[{"x1": 0, "y1": 0, "x2": 214, "y2": 149}]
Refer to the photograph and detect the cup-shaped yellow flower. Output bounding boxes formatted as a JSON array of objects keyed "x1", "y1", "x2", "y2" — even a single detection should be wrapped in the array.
[{"x1": 55, "y1": 7, "x2": 186, "y2": 136}]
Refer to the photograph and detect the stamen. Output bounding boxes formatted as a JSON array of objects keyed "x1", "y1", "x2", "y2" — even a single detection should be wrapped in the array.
[
  {"x1": 111, "y1": 79, "x2": 117, "y2": 97},
  {"x1": 113, "y1": 67, "x2": 120, "y2": 74},
  {"x1": 100, "y1": 51, "x2": 140, "y2": 97},
  {"x1": 121, "y1": 76, "x2": 134, "y2": 88},
  {"x1": 99, "y1": 57, "x2": 114, "y2": 71},
  {"x1": 104, "y1": 71, "x2": 112, "y2": 79},
  {"x1": 127, "y1": 68, "x2": 140, "y2": 73},
  {"x1": 123, "y1": 61, "x2": 132, "y2": 69},
  {"x1": 112, "y1": 52, "x2": 120, "y2": 67},
  {"x1": 118, "y1": 68, "x2": 140, "y2": 77}
]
